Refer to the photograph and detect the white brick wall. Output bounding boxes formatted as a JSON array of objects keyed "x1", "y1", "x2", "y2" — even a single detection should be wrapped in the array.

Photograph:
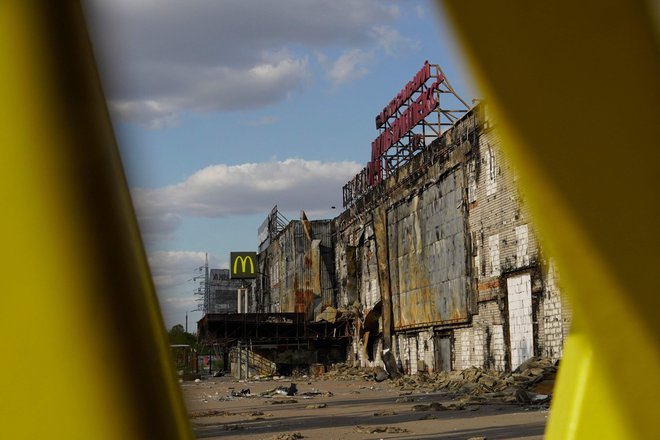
[
  {"x1": 515, "y1": 224, "x2": 530, "y2": 267},
  {"x1": 458, "y1": 329, "x2": 471, "y2": 368},
  {"x1": 507, "y1": 273, "x2": 534, "y2": 370},
  {"x1": 408, "y1": 335, "x2": 418, "y2": 375},
  {"x1": 485, "y1": 144, "x2": 497, "y2": 196},
  {"x1": 541, "y1": 260, "x2": 565, "y2": 361},
  {"x1": 491, "y1": 324, "x2": 506, "y2": 371},
  {"x1": 468, "y1": 159, "x2": 478, "y2": 203},
  {"x1": 489, "y1": 234, "x2": 500, "y2": 276},
  {"x1": 454, "y1": 326, "x2": 486, "y2": 370}
]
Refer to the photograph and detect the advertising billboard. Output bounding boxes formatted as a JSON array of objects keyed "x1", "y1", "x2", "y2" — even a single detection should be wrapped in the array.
[{"x1": 230, "y1": 252, "x2": 257, "y2": 279}]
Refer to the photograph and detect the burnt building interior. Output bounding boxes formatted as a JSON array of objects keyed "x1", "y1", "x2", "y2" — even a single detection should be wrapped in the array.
[{"x1": 198, "y1": 66, "x2": 571, "y2": 378}]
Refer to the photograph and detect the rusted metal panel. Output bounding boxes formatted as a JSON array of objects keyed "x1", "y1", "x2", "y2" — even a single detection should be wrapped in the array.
[
  {"x1": 258, "y1": 219, "x2": 335, "y2": 322},
  {"x1": 388, "y1": 167, "x2": 469, "y2": 330},
  {"x1": 373, "y1": 204, "x2": 393, "y2": 350}
]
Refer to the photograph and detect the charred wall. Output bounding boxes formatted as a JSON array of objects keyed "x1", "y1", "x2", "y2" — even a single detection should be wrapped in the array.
[
  {"x1": 257, "y1": 219, "x2": 335, "y2": 321},
  {"x1": 334, "y1": 103, "x2": 571, "y2": 373}
]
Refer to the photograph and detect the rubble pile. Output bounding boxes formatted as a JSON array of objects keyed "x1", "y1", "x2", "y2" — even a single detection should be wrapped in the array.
[
  {"x1": 322, "y1": 364, "x2": 379, "y2": 381},
  {"x1": 393, "y1": 356, "x2": 557, "y2": 406},
  {"x1": 323, "y1": 356, "x2": 556, "y2": 403}
]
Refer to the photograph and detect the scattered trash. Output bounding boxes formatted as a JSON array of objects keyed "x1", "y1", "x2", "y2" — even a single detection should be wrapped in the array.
[
  {"x1": 194, "y1": 378, "x2": 201, "y2": 383},
  {"x1": 231, "y1": 388, "x2": 251, "y2": 397},
  {"x1": 261, "y1": 383, "x2": 298, "y2": 397},
  {"x1": 305, "y1": 403, "x2": 327, "y2": 409}
]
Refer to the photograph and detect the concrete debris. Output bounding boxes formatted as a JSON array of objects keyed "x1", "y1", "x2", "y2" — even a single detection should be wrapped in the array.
[
  {"x1": 189, "y1": 409, "x2": 229, "y2": 418},
  {"x1": 305, "y1": 403, "x2": 327, "y2": 409},
  {"x1": 299, "y1": 389, "x2": 333, "y2": 398},
  {"x1": 323, "y1": 364, "x2": 379, "y2": 381},
  {"x1": 373, "y1": 366, "x2": 389, "y2": 382},
  {"x1": 391, "y1": 356, "x2": 557, "y2": 407},
  {"x1": 412, "y1": 401, "x2": 465, "y2": 411},
  {"x1": 221, "y1": 424, "x2": 244, "y2": 431},
  {"x1": 269, "y1": 433, "x2": 304, "y2": 440},
  {"x1": 268, "y1": 399, "x2": 298, "y2": 405},
  {"x1": 315, "y1": 306, "x2": 340, "y2": 323},
  {"x1": 373, "y1": 410, "x2": 397, "y2": 416},
  {"x1": 353, "y1": 425, "x2": 410, "y2": 434},
  {"x1": 323, "y1": 356, "x2": 556, "y2": 407}
]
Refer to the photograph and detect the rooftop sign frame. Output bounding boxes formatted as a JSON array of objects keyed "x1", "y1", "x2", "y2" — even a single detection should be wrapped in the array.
[{"x1": 343, "y1": 61, "x2": 470, "y2": 208}]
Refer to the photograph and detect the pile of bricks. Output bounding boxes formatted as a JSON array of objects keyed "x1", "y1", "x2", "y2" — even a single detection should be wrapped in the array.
[{"x1": 392, "y1": 356, "x2": 558, "y2": 406}]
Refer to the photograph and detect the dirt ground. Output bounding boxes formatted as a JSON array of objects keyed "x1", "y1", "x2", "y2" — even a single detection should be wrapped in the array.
[{"x1": 182, "y1": 375, "x2": 548, "y2": 440}]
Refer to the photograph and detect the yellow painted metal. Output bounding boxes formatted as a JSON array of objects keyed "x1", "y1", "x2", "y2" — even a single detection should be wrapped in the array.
[
  {"x1": 442, "y1": 0, "x2": 660, "y2": 438},
  {"x1": 0, "y1": 2, "x2": 192, "y2": 438}
]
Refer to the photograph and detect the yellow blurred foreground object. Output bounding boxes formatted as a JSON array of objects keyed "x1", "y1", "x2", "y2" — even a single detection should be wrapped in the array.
[
  {"x1": 0, "y1": 2, "x2": 192, "y2": 438},
  {"x1": 442, "y1": 0, "x2": 660, "y2": 438}
]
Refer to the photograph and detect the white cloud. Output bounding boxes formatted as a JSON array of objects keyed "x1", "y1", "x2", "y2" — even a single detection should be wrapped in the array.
[
  {"x1": 147, "y1": 250, "x2": 222, "y2": 290},
  {"x1": 137, "y1": 212, "x2": 182, "y2": 244},
  {"x1": 84, "y1": 0, "x2": 402, "y2": 127},
  {"x1": 110, "y1": 55, "x2": 310, "y2": 129},
  {"x1": 147, "y1": 250, "x2": 224, "y2": 329},
  {"x1": 317, "y1": 25, "x2": 419, "y2": 86},
  {"x1": 327, "y1": 49, "x2": 374, "y2": 84},
  {"x1": 370, "y1": 25, "x2": 420, "y2": 55},
  {"x1": 132, "y1": 158, "x2": 362, "y2": 243}
]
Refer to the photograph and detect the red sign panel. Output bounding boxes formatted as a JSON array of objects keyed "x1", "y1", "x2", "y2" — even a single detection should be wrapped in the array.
[{"x1": 343, "y1": 61, "x2": 451, "y2": 206}]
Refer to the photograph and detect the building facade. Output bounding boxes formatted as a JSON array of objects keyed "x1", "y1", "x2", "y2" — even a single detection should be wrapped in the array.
[
  {"x1": 207, "y1": 269, "x2": 245, "y2": 314},
  {"x1": 256, "y1": 103, "x2": 571, "y2": 374}
]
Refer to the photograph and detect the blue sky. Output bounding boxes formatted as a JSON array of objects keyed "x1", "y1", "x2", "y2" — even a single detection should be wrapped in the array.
[{"x1": 83, "y1": 0, "x2": 478, "y2": 330}]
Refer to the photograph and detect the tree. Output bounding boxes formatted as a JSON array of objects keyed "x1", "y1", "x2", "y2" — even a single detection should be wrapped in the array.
[{"x1": 168, "y1": 324, "x2": 197, "y2": 346}]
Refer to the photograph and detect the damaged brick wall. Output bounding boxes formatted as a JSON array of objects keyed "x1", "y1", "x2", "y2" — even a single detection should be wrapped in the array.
[
  {"x1": 458, "y1": 103, "x2": 571, "y2": 371},
  {"x1": 332, "y1": 102, "x2": 571, "y2": 374}
]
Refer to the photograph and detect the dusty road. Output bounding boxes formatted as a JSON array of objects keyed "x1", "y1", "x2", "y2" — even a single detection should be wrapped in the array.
[{"x1": 182, "y1": 375, "x2": 548, "y2": 440}]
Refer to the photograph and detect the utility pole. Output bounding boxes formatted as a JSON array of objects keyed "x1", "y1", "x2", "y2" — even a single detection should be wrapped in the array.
[{"x1": 192, "y1": 253, "x2": 210, "y2": 314}]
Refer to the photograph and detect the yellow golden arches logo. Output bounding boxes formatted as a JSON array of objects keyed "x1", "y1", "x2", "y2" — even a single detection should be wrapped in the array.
[
  {"x1": 230, "y1": 252, "x2": 257, "y2": 279},
  {"x1": 233, "y1": 256, "x2": 254, "y2": 273}
]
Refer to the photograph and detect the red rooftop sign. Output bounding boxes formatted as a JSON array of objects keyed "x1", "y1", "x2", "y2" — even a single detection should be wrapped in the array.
[
  {"x1": 343, "y1": 61, "x2": 453, "y2": 208},
  {"x1": 367, "y1": 61, "x2": 444, "y2": 186}
]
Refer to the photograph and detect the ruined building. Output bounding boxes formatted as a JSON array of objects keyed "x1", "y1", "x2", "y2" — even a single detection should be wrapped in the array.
[
  {"x1": 198, "y1": 62, "x2": 575, "y2": 376},
  {"x1": 255, "y1": 102, "x2": 571, "y2": 375},
  {"x1": 207, "y1": 269, "x2": 244, "y2": 313},
  {"x1": 335, "y1": 103, "x2": 570, "y2": 373}
]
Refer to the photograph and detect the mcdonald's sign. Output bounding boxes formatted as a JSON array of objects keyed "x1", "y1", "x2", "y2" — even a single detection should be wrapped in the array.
[{"x1": 230, "y1": 252, "x2": 257, "y2": 279}]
